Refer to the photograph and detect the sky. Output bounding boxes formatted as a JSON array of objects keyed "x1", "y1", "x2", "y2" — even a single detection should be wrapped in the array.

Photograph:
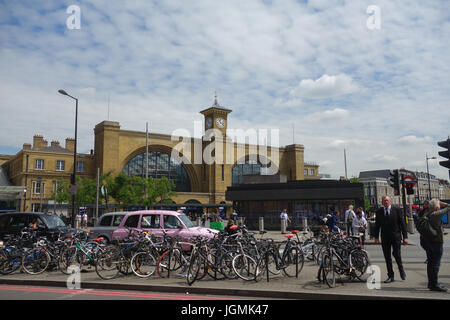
[{"x1": 0, "y1": 0, "x2": 449, "y2": 180}]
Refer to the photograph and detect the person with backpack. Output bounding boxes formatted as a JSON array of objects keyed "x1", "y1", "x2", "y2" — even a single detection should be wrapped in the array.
[
  {"x1": 345, "y1": 205, "x2": 356, "y2": 236},
  {"x1": 416, "y1": 199, "x2": 449, "y2": 292}
]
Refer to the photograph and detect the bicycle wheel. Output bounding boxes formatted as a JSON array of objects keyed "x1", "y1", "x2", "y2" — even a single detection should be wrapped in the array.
[
  {"x1": 282, "y1": 247, "x2": 304, "y2": 277},
  {"x1": 157, "y1": 249, "x2": 182, "y2": 278},
  {"x1": 95, "y1": 246, "x2": 122, "y2": 280},
  {"x1": 322, "y1": 252, "x2": 336, "y2": 288},
  {"x1": 131, "y1": 251, "x2": 157, "y2": 278},
  {"x1": 59, "y1": 246, "x2": 83, "y2": 275},
  {"x1": 232, "y1": 253, "x2": 258, "y2": 281},
  {"x1": 22, "y1": 248, "x2": 50, "y2": 275},
  {"x1": 186, "y1": 252, "x2": 202, "y2": 286},
  {"x1": 0, "y1": 249, "x2": 21, "y2": 275},
  {"x1": 349, "y1": 249, "x2": 370, "y2": 281},
  {"x1": 219, "y1": 251, "x2": 238, "y2": 279}
]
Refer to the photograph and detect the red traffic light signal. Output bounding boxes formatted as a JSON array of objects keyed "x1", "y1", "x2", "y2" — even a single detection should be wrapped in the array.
[{"x1": 405, "y1": 181, "x2": 416, "y2": 195}]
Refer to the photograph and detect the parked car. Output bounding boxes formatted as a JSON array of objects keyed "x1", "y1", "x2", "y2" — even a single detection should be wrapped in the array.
[
  {"x1": 89, "y1": 211, "x2": 128, "y2": 243},
  {"x1": 0, "y1": 212, "x2": 85, "y2": 241},
  {"x1": 111, "y1": 210, "x2": 218, "y2": 250}
]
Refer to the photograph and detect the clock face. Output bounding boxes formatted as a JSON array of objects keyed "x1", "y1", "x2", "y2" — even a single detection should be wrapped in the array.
[
  {"x1": 216, "y1": 117, "x2": 225, "y2": 128},
  {"x1": 206, "y1": 117, "x2": 212, "y2": 129}
]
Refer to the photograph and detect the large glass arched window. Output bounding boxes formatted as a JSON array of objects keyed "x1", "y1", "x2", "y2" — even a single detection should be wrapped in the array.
[
  {"x1": 232, "y1": 158, "x2": 270, "y2": 186},
  {"x1": 122, "y1": 151, "x2": 191, "y2": 192}
]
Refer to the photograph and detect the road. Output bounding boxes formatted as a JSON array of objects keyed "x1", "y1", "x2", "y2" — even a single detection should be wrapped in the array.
[{"x1": 0, "y1": 284, "x2": 258, "y2": 300}]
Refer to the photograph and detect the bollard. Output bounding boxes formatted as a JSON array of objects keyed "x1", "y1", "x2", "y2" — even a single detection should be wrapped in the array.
[
  {"x1": 281, "y1": 218, "x2": 286, "y2": 234},
  {"x1": 196, "y1": 217, "x2": 202, "y2": 227},
  {"x1": 407, "y1": 216, "x2": 415, "y2": 234},
  {"x1": 302, "y1": 217, "x2": 308, "y2": 232},
  {"x1": 259, "y1": 217, "x2": 264, "y2": 232}
]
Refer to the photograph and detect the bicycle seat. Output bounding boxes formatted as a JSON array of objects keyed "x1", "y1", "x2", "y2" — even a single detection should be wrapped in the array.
[
  {"x1": 229, "y1": 225, "x2": 238, "y2": 230},
  {"x1": 284, "y1": 234, "x2": 294, "y2": 239},
  {"x1": 93, "y1": 237, "x2": 104, "y2": 242},
  {"x1": 291, "y1": 230, "x2": 300, "y2": 234},
  {"x1": 259, "y1": 230, "x2": 267, "y2": 235}
]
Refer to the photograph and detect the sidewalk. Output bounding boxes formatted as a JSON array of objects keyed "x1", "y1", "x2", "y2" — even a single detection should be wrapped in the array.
[{"x1": 1, "y1": 230, "x2": 449, "y2": 300}]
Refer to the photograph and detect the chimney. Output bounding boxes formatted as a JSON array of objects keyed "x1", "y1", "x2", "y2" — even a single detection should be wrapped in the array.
[
  {"x1": 51, "y1": 141, "x2": 60, "y2": 148},
  {"x1": 32, "y1": 135, "x2": 47, "y2": 150},
  {"x1": 23, "y1": 143, "x2": 31, "y2": 150},
  {"x1": 65, "y1": 138, "x2": 75, "y2": 152}
]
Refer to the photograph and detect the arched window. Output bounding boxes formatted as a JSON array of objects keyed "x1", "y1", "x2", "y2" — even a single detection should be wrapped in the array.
[
  {"x1": 122, "y1": 151, "x2": 191, "y2": 192},
  {"x1": 232, "y1": 157, "x2": 271, "y2": 186}
]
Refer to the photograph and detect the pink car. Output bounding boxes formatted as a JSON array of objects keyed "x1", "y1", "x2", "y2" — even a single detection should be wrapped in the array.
[{"x1": 111, "y1": 210, "x2": 218, "y2": 250}]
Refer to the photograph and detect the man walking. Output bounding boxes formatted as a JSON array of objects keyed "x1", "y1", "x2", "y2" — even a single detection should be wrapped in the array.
[
  {"x1": 374, "y1": 196, "x2": 408, "y2": 283},
  {"x1": 418, "y1": 199, "x2": 449, "y2": 292}
]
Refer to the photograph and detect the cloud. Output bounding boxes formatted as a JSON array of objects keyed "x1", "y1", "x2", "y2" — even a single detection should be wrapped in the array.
[
  {"x1": 307, "y1": 108, "x2": 349, "y2": 122},
  {"x1": 398, "y1": 135, "x2": 433, "y2": 144},
  {"x1": 290, "y1": 74, "x2": 359, "y2": 99}
]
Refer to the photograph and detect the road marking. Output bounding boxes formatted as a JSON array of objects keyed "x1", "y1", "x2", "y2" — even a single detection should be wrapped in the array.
[{"x1": 0, "y1": 285, "x2": 249, "y2": 300}]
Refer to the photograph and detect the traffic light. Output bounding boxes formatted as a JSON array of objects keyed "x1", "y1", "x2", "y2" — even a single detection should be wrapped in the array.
[
  {"x1": 388, "y1": 169, "x2": 400, "y2": 195},
  {"x1": 437, "y1": 138, "x2": 450, "y2": 169},
  {"x1": 405, "y1": 181, "x2": 415, "y2": 195}
]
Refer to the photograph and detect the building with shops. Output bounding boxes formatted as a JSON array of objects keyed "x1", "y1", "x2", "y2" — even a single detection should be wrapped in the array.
[
  {"x1": 0, "y1": 98, "x2": 320, "y2": 215},
  {"x1": 359, "y1": 169, "x2": 445, "y2": 207}
]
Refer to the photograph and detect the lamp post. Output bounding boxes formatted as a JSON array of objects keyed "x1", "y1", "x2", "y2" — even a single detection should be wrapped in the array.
[
  {"x1": 58, "y1": 89, "x2": 78, "y2": 228},
  {"x1": 426, "y1": 153, "x2": 436, "y2": 200}
]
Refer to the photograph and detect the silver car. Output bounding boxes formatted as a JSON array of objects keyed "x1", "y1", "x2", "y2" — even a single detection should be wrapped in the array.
[{"x1": 89, "y1": 212, "x2": 128, "y2": 243}]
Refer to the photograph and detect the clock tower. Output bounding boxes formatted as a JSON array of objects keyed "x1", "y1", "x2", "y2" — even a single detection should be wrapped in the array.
[{"x1": 200, "y1": 93, "x2": 232, "y2": 137}]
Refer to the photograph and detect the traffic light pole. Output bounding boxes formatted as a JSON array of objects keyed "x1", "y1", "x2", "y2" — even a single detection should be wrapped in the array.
[{"x1": 401, "y1": 173, "x2": 408, "y2": 219}]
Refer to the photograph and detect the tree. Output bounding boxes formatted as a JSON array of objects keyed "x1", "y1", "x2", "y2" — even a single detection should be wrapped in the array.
[
  {"x1": 154, "y1": 176, "x2": 177, "y2": 205},
  {"x1": 349, "y1": 177, "x2": 371, "y2": 211},
  {"x1": 49, "y1": 178, "x2": 71, "y2": 213}
]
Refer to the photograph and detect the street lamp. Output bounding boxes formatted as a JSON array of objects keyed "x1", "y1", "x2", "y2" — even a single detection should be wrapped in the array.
[
  {"x1": 58, "y1": 89, "x2": 78, "y2": 228},
  {"x1": 426, "y1": 153, "x2": 437, "y2": 200}
]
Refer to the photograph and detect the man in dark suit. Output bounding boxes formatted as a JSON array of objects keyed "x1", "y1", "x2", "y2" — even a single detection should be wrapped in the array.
[{"x1": 374, "y1": 196, "x2": 408, "y2": 283}]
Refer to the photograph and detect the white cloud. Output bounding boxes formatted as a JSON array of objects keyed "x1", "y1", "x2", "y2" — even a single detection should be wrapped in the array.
[
  {"x1": 398, "y1": 135, "x2": 433, "y2": 144},
  {"x1": 290, "y1": 74, "x2": 359, "y2": 99},
  {"x1": 307, "y1": 108, "x2": 350, "y2": 122}
]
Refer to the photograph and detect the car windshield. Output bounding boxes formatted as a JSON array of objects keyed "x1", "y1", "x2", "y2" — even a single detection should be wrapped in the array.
[
  {"x1": 42, "y1": 215, "x2": 66, "y2": 229},
  {"x1": 178, "y1": 214, "x2": 195, "y2": 228}
]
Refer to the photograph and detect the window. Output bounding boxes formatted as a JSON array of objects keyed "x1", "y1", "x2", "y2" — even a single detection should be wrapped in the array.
[
  {"x1": 122, "y1": 151, "x2": 191, "y2": 192},
  {"x1": 76, "y1": 161, "x2": 85, "y2": 172},
  {"x1": 310, "y1": 169, "x2": 314, "y2": 176},
  {"x1": 112, "y1": 215, "x2": 125, "y2": 227},
  {"x1": 33, "y1": 180, "x2": 44, "y2": 194},
  {"x1": 35, "y1": 159, "x2": 44, "y2": 170},
  {"x1": 163, "y1": 215, "x2": 182, "y2": 229},
  {"x1": 141, "y1": 214, "x2": 160, "y2": 228},
  {"x1": 124, "y1": 215, "x2": 140, "y2": 228},
  {"x1": 100, "y1": 215, "x2": 112, "y2": 226},
  {"x1": 231, "y1": 158, "x2": 270, "y2": 186},
  {"x1": 56, "y1": 160, "x2": 65, "y2": 171},
  {"x1": 221, "y1": 164, "x2": 224, "y2": 182},
  {"x1": 304, "y1": 169, "x2": 308, "y2": 176}
]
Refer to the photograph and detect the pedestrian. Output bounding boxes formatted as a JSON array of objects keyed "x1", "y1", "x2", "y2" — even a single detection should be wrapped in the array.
[
  {"x1": 82, "y1": 212, "x2": 88, "y2": 228},
  {"x1": 280, "y1": 209, "x2": 291, "y2": 229},
  {"x1": 352, "y1": 210, "x2": 368, "y2": 246},
  {"x1": 326, "y1": 211, "x2": 340, "y2": 233},
  {"x1": 374, "y1": 196, "x2": 408, "y2": 283},
  {"x1": 231, "y1": 210, "x2": 238, "y2": 224},
  {"x1": 345, "y1": 205, "x2": 356, "y2": 236},
  {"x1": 417, "y1": 199, "x2": 449, "y2": 292},
  {"x1": 76, "y1": 212, "x2": 82, "y2": 228},
  {"x1": 417, "y1": 200, "x2": 431, "y2": 264}
]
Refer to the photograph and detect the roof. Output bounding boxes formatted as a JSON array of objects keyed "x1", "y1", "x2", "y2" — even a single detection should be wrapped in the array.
[
  {"x1": 359, "y1": 170, "x2": 391, "y2": 179},
  {"x1": 38, "y1": 145, "x2": 73, "y2": 153}
]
